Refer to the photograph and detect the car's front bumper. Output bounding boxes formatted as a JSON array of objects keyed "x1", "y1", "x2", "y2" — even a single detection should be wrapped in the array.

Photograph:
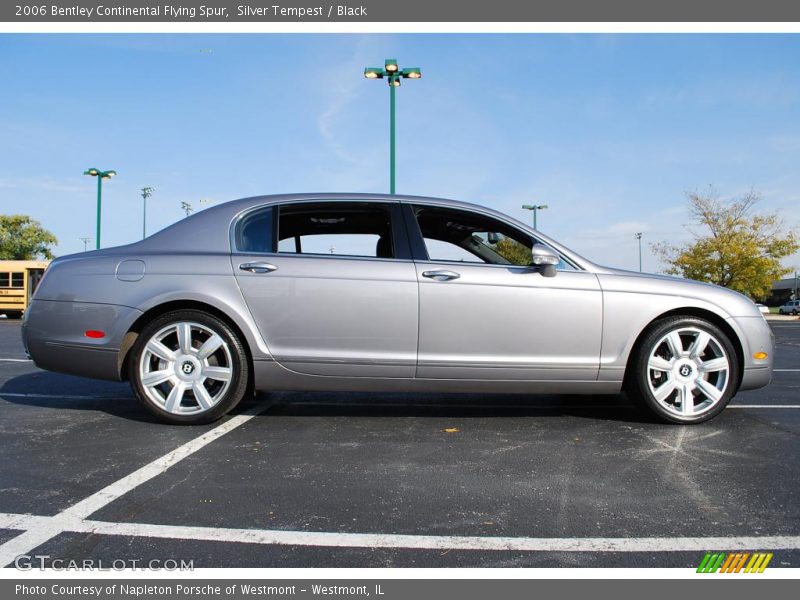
[{"x1": 729, "y1": 315, "x2": 774, "y2": 391}]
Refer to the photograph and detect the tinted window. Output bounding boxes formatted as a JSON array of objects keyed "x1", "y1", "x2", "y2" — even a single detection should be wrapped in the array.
[
  {"x1": 0, "y1": 273, "x2": 8, "y2": 288},
  {"x1": 11, "y1": 273, "x2": 23, "y2": 288},
  {"x1": 412, "y1": 205, "x2": 575, "y2": 270},
  {"x1": 277, "y1": 203, "x2": 394, "y2": 259},
  {"x1": 236, "y1": 207, "x2": 274, "y2": 253},
  {"x1": 413, "y1": 206, "x2": 534, "y2": 266}
]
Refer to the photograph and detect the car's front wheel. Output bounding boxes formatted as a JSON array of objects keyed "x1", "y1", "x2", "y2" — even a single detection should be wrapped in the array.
[
  {"x1": 627, "y1": 316, "x2": 739, "y2": 424},
  {"x1": 129, "y1": 309, "x2": 250, "y2": 424}
]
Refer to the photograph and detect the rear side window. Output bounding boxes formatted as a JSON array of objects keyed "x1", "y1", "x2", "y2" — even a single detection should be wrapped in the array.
[
  {"x1": 235, "y1": 207, "x2": 274, "y2": 253},
  {"x1": 11, "y1": 273, "x2": 23, "y2": 288},
  {"x1": 277, "y1": 203, "x2": 395, "y2": 259},
  {"x1": 0, "y1": 273, "x2": 8, "y2": 288}
]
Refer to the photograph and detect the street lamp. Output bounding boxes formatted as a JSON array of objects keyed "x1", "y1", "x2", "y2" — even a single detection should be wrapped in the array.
[
  {"x1": 635, "y1": 232, "x2": 643, "y2": 272},
  {"x1": 83, "y1": 167, "x2": 116, "y2": 250},
  {"x1": 364, "y1": 59, "x2": 422, "y2": 194},
  {"x1": 141, "y1": 187, "x2": 155, "y2": 239},
  {"x1": 521, "y1": 204, "x2": 548, "y2": 230}
]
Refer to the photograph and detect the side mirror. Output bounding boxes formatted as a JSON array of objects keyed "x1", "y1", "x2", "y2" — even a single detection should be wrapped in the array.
[{"x1": 531, "y1": 243, "x2": 559, "y2": 277}]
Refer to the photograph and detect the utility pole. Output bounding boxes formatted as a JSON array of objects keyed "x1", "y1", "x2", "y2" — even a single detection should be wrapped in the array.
[
  {"x1": 181, "y1": 201, "x2": 193, "y2": 217},
  {"x1": 79, "y1": 237, "x2": 93, "y2": 252}
]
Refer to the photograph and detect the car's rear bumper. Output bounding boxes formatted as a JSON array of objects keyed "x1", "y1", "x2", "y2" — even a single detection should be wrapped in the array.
[{"x1": 22, "y1": 299, "x2": 142, "y2": 381}]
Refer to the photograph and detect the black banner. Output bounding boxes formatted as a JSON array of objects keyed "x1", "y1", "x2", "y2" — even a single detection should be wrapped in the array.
[
  {"x1": 4, "y1": 0, "x2": 800, "y2": 22},
  {"x1": 4, "y1": 580, "x2": 800, "y2": 600}
]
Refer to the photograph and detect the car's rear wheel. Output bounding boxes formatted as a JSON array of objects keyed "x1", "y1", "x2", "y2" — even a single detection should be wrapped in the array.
[
  {"x1": 628, "y1": 316, "x2": 739, "y2": 424},
  {"x1": 129, "y1": 310, "x2": 250, "y2": 424}
]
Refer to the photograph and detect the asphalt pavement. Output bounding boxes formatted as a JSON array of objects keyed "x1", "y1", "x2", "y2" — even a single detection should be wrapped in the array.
[{"x1": 0, "y1": 317, "x2": 798, "y2": 568}]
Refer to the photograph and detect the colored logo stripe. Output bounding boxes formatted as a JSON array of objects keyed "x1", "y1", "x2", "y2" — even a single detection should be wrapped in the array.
[{"x1": 697, "y1": 552, "x2": 772, "y2": 573}]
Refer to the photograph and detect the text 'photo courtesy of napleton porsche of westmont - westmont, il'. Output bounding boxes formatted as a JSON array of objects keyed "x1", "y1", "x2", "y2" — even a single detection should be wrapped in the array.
[{"x1": 1, "y1": 12, "x2": 800, "y2": 582}]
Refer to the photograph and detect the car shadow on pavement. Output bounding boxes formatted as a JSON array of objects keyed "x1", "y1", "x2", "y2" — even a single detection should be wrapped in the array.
[
  {"x1": 0, "y1": 371, "x2": 165, "y2": 424},
  {"x1": 1, "y1": 371, "x2": 659, "y2": 425},
  {"x1": 259, "y1": 391, "x2": 659, "y2": 424}
]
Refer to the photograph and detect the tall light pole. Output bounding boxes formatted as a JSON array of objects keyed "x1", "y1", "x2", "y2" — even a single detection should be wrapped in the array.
[
  {"x1": 635, "y1": 232, "x2": 643, "y2": 272},
  {"x1": 141, "y1": 187, "x2": 155, "y2": 239},
  {"x1": 79, "y1": 237, "x2": 93, "y2": 252},
  {"x1": 181, "y1": 201, "x2": 193, "y2": 217},
  {"x1": 83, "y1": 168, "x2": 116, "y2": 250},
  {"x1": 522, "y1": 204, "x2": 548, "y2": 230},
  {"x1": 364, "y1": 59, "x2": 422, "y2": 194}
]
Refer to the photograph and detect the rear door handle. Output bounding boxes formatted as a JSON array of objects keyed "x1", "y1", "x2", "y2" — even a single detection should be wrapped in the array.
[
  {"x1": 422, "y1": 269, "x2": 461, "y2": 281},
  {"x1": 239, "y1": 262, "x2": 278, "y2": 274}
]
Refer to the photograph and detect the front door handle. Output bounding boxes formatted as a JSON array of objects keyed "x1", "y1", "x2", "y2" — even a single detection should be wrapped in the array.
[
  {"x1": 422, "y1": 269, "x2": 461, "y2": 281},
  {"x1": 239, "y1": 262, "x2": 278, "y2": 274}
]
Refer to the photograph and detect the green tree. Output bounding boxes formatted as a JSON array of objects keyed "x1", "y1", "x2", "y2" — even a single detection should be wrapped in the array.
[
  {"x1": 0, "y1": 215, "x2": 58, "y2": 260},
  {"x1": 493, "y1": 237, "x2": 532, "y2": 266},
  {"x1": 653, "y1": 188, "x2": 798, "y2": 300}
]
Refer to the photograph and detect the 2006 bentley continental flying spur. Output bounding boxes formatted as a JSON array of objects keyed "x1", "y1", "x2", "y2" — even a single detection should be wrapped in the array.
[{"x1": 21, "y1": 194, "x2": 773, "y2": 424}]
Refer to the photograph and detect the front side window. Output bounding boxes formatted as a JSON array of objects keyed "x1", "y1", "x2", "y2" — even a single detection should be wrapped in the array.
[
  {"x1": 277, "y1": 203, "x2": 395, "y2": 259},
  {"x1": 412, "y1": 205, "x2": 576, "y2": 270},
  {"x1": 412, "y1": 205, "x2": 534, "y2": 266}
]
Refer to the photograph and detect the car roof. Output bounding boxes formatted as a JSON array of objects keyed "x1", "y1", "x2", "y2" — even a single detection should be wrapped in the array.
[{"x1": 91, "y1": 193, "x2": 597, "y2": 270}]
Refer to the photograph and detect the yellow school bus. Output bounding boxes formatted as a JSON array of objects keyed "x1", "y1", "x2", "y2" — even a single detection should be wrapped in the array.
[{"x1": 0, "y1": 260, "x2": 50, "y2": 318}]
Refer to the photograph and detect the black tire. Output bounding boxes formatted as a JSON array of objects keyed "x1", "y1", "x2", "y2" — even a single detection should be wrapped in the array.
[
  {"x1": 128, "y1": 309, "x2": 251, "y2": 425},
  {"x1": 3, "y1": 311, "x2": 23, "y2": 319},
  {"x1": 626, "y1": 316, "x2": 740, "y2": 424}
]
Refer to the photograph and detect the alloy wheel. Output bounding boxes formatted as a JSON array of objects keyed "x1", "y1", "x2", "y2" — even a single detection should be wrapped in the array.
[
  {"x1": 138, "y1": 321, "x2": 234, "y2": 415},
  {"x1": 645, "y1": 326, "x2": 731, "y2": 419}
]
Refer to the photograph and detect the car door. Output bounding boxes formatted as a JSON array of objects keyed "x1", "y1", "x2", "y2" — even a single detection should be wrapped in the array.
[
  {"x1": 406, "y1": 203, "x2": 602, "y2": 381},
  {"x1": 232, "y1": 200, "x2": 418, "y2": 378}
]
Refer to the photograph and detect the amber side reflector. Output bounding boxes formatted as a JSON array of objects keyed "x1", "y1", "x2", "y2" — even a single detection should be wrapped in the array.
[
  {"x1": 753, "y1": 352, "x2": 768, "y2": 360},
  {"x1": 85, "y1": 330, "x2": 105, "y2": 339}
]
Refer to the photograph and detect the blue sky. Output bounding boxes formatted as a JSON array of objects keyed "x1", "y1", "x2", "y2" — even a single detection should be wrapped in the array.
[{"x1": 1, "y1": 33, "x2": 799, "y2": 272}]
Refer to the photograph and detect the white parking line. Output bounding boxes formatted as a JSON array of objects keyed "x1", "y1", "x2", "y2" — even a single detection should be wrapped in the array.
[
  {"x1": 774, "y1": 369, "x2": 800, "y2": 372},
  {"x1": 0, "y1": 512, "x2": 797, "y2": 554},
  {"x1": 0, "y1": 358, "x2": 31, "y2": 363},
  {"x1": 0, "y1": 399, "x2": 272, "y2": 567}
]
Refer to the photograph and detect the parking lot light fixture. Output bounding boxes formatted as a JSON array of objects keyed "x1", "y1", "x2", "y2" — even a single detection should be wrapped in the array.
[
  {"x1": 635, "y1": 232, "x2": 643, "y2": 272},
  {"x1": 83, "y1": 168, "x2": 116, "y2": 250},
  {"x1": 364, "y1": 58, "x2": 422, "y2": 194},
  {"x1": 141, "y1": 187, "x2": 155, "y2": 239},
  {"x1": 522, "y1": 203, "x2": 548, "y2": 230}
]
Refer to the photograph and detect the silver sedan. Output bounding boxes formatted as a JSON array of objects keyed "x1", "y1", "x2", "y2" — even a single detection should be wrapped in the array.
[{"x1": 21, "y1": 194, "x2": 773, "y2": 424}]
